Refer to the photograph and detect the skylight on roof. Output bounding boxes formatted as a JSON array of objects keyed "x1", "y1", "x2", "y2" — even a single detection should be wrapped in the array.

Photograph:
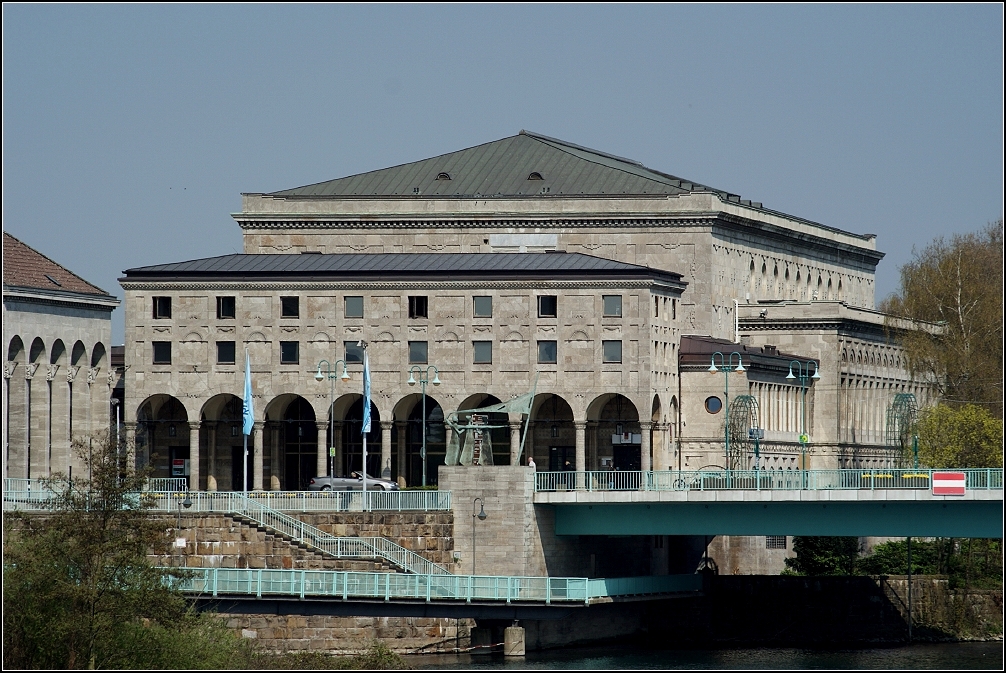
[
  {"x1": 45, "y1": 274, "x2": 62, "y2": 287},
  {"x1": 436, "y1": 172, "x2": 451, "y2": 181},
  {"x1": 528, "y1": 172, "x2": 543, "y2": 180}
]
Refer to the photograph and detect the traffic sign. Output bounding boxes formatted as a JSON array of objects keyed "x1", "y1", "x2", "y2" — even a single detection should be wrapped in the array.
[{"x1": 932, "y1": 471, "x2": 966, "y2": 496}]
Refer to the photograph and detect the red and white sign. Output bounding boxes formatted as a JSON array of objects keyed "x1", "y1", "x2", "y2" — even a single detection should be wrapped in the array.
[{"x1": 932, "y1": 471, "x2": 966, "y2": 496}]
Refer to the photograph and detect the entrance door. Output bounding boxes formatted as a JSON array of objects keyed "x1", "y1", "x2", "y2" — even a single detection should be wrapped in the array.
[
  {"x1": 285, "y1": 452, "x2": 315, "y2": 491},
  {"x1": 613, "y1": 444, "x2": 641, "y2": 471},
  {"x1": 548, "y1": 446, "x2": 575, "y2": 471},
  {"x1": 231, "y1": 445, "x2": 250, "y2": 491}
]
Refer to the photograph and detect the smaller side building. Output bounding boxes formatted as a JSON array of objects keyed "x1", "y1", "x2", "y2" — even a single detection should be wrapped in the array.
[{"x1": 3, "y1": 232, "x2": 119, "y2": 480}]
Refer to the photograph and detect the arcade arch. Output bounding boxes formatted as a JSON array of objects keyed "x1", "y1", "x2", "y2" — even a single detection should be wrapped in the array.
[
  {"x1": 528, "y1": 393, "x2": 575, "y2": 471},
  {"x1": 587, "y1": 394, "x2": 640, "y2": 471},
  {"x1": 136, "y1": 394, "x2": 189, "y2": 481}
]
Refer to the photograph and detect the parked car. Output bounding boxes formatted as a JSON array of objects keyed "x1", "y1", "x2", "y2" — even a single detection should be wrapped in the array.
[{"x1": 308, "y1": 472, "x2": 399, "y2": 491}]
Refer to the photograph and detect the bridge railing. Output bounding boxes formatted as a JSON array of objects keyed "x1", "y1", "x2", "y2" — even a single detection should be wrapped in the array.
[
  {"x1": 163, "y1": 567, "x2": 703, "y2": 604},
  {"x1": 534, "y1": 468, "x2": 1005, "y2": 492}
]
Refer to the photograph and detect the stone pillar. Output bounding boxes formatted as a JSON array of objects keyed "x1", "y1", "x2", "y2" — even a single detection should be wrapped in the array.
[
  {"x1": 206, "y1": 422, "x2": 218, "y2": 491},
  {"x1": 574, "y1": 420, "x2": 586, "y2": 489},
  {"x1": 316, "y1": 421, "x2": 329, "y2": 479},
  {"x1": 395, "y1": 420, "x2": 407, "y2": 485},
  {"x1": 504, "y1": 625, "x2": 525, "y2": 657},
  {"x1": 524, "y1": 421, "x2": 535, "y2": 466},
  {"x1": 253, "y1": 421, "x2": 264, "y2": 491},
  {"x1": 269, "y1": 422, "x2": 281, "y2": 490},
  {"x1": 640, "y1": 421, "x2": 652, "y2": 474},
  {"x1": 380, "y1": 420, "x2": 393, "y2": 479},
  {"x1": 509, "y1": 420, "x2": 522, "y2": 465},
  {"x1": 124, "y1": 421, "x2": 137, "y2": 475},
  {"x1": 187, "y1": 421, "x2": 201, "y2": 491}
]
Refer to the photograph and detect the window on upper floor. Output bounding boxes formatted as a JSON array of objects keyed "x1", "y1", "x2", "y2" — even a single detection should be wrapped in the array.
[
  {"x1": 409, "y1": 296, "x2": 428, "y2": 319},
  {"x1": 345, "y1": 296, "x2": 364, "y2": 318},
  {"x1": 538, "y1": 295, "x2": 557, "y2": 318},
  {"x1": 537, "y1": 340, "x2": 557, "y2": 364},
  {"x1": 473, "y1": 340, "x2": 492, "y2": 364},
  {"x1": 473, "y1": 296, "x2": 492, "y2": 318},
  {"x1": 344, "y1": 341, "x2": 364, "y2": 364},
  {"x1": 280, "y1": 341, "x2": 299, "y2": 365},
  {"x1": 152, "y1": 341, "x2": 171, "y2": 364},
  {"x1": 602, "y1": 340, "x2": 622, "y2": 364},
  {"x1": 152, "y1": 297, "x2": 171, "y2": 319},
  {"x1": 766, "y1": 536, "x2": 787, "y2": 550},
  {"x1": 280, "y1": 296, "x2": 299, "y2": 318},
  {"x1": 216, "y1": 341, "x2": 236, "y2": 364},
  {"x1": 602, "y1": 295, "x2": 622, "y2": 317},
  {"x1": 409, "y1": 341, "x2": 428, "y2": 364},
  {"x1": 216, "y1": 296, "x2": 236, "y2": 319}
]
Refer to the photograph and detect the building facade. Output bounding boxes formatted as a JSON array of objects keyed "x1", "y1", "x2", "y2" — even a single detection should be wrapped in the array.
[{"x1": 3, "y1": 232, "x2": 119, "y2": 480}]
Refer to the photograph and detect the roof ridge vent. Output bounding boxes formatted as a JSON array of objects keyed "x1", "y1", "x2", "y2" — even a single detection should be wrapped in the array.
[
  {"x1": 527, "y1": 172, "x2": 543, "y2": 180},
  {"x1": 436, "y1": 172, "x2": 451, "y2": 181}
]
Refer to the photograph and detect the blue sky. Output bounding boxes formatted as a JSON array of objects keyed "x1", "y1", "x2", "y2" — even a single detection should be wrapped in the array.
[{"x1": 3, "y1": 4, "x2": 1002, "y2": 344}]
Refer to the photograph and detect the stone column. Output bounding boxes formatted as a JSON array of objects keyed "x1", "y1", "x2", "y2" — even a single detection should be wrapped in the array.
[
  {"x1": 206, "y1": 422, "x2": 218, "y2": 491},
  {"x1": 316, "y1": 420, "x2": 329, "y2": 479},
  {"x1": 574, "y1": 421, "x2": 586, "y2": 489},
  {"x1": 509, "y1": 420, "x2": 522, "y2": 465},
  {"x1": 124, "y1": 421, "x2": 137, "y2": 475},
  {"x1": 587, "y1": 421, "x2": 599, "y2": 470},
  {"x1": 395, "y1": 420, "x2": 407, "y2": 484},
  {"x1": 640, "y1": 421, "x2": 652, "y2": 474},
  {"x1": 187, "y1": 421, "x2": 201, "y2": 491},
  {"x1": 253, "y1": 421, "x2": 265, "y2": 491},
  {"x1": 269, "y1": 422, "x2": 281, "y2": 490},
  {"x1": 380, "y1": 421, "x2": 393, "y2": 479}
]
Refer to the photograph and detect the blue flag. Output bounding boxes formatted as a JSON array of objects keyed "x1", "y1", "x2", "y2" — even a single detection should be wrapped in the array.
[
  {"x1": 361, "y1": 347, "x2": 371, "y2": 434},
  {"x1": 242, "y1": 348, "x2": 254, "y2": 435}
]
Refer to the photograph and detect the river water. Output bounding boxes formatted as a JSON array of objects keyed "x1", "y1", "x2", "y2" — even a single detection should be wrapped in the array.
[{"x1": 409, "y1": 642, "x2": 1003, "y2": 670}]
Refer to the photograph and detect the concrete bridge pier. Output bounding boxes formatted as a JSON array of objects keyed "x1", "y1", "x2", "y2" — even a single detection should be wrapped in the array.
[{"x1": 504, "y1": 624, "x2": 526, "y2": 657}]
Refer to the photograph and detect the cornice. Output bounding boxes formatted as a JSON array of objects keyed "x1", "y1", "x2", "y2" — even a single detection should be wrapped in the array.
[
  {"x1": 119, "y1": 279, "x2": 670, "y2": 292},
  {"x1": 234, "y1": 216, "x2": 716, "y2": 230},
  {"x1": 3, "y1": 286, "x2": 119, "y2": 311}
]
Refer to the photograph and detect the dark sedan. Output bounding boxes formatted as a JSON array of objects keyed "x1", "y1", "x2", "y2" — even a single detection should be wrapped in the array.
[{"x1": 307, "y1": 472, "x2": 399, "y2": 491}]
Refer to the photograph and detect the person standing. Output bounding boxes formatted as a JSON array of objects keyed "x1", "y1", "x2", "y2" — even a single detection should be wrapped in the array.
[{"x1": 527, "y1": 456, "x2": 536, "y2": 469}]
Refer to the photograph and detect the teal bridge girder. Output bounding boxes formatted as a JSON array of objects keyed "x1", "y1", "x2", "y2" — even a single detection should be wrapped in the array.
[{"x1": 533, "y1": 469, "x2": 1004, "y2": 538}]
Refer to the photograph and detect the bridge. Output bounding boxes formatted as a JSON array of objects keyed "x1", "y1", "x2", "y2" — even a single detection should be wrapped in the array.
[{"x1": 533, "y1": 469, "x2": 1004, "y2": 538}]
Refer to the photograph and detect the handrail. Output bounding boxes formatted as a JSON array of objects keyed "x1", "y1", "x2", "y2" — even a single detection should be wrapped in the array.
[
  {"x1": 535, "y1": 468, "x2": 1005, "y2": 492},
  {"x1": 162, "y1": 567, "x2": 703, "y2": 604}
]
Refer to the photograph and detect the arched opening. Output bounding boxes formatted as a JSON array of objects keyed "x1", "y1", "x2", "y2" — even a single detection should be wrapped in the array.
[
  {"x1": 90, "y1": 342, "x2": 106, "y2": 369},
  {"x1": 529, "y1": 393, "x2": 575, "y2": 470},
  {"x1": 587, "y1": 394, "x2": 640, "y2": 472},
  {"x1": 337, "y1": 395, "x2": 381, "y2": 478},
  {"x1": 457, "y1": 393, "x2": 509, "y2": 466},
  {"x1": 136, "y1": 395, "x2": 189, "y2": 479},
  {"x1": 266, "y1": 395, "x2": 318, "y2": 491},
  {"x1": 200, "y1": 393, "x2": 244, "y2": 491},
  {"x1": 6, "y1": 336, "x2": 27, "y2": 478}
]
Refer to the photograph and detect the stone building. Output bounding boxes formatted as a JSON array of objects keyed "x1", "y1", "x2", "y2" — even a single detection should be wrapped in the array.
[
  {"x1": 119, "y1": 130, "x2": 933, "y2": 490},
  {"x1": 119, "y1": 252, "x2": 685, "y2": 490},
  {"x1": 3, "y1": 232, "x2": 119, "y2": 480}
]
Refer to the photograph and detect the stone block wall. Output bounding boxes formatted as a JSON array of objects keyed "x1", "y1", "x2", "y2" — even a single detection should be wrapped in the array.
[{"x1": 298, "y1": 511, "x2": 455, "y2": 568}]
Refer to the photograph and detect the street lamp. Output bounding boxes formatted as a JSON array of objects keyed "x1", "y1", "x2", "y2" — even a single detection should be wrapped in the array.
[
  {"x1": 472, "y1": 496, "x2": 487, "y2": 575},
  {"x1": 407, "y1": 365, "x2": 441, "y2": 488},
  {"x1": 786, "y1": 359, "x2": 820, "y2": 484},
  {"x1": 708, "y1": 352, "x2": 745, "y2": 471},
  {"x1": 315, "y1": 359, "x2": 350, "y2": 478},
  {"x1": 176, "y1": 491, "x2": 192, "y2": 529}
]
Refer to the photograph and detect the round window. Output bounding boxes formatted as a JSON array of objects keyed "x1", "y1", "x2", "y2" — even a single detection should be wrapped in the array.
[{"x1": 704, "y1": 396, "x2": 723, "y2": 414}]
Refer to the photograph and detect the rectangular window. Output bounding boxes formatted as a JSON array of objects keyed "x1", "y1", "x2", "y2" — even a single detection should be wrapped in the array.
[
  {"x1": 602, "y1": 340, "x2": 622, "y2": 364},
  {"x1": 672, "y1": 298, "x2": 677, "y2": 320},
  {"x1": 344, "y1": 341, "x2": 364, "y2": 364},
  {"x1": 152, "y1": 341, "x2": 171, "y2": 364},
  {"x1": 280, "y1": 296, "x2": 299, "y2": 318},
  {"x1": 537, "y1": 340, "x2": 557, "y2": 364},
  {"x1": 602, "y1": 295, "x2": 622, "y2": 317},
  {"x1": 216, "y1": 296, "x2": 236, "y2": 319},
  {"x1": 152, "y1": 296, "x2": 172, "y2": 319},
  {"x1": 766, "y1": 536, "x2": 787, "y2": 550},
  {"x1": 408, "y1": 296, "x2": 428, "y2": 319},
  {"x1": 654, "y1": 296, "x2": 659, "y2": 318},
  {"x1": 216, "y1": 341, "x2": 236, "y2": 364},
  {"x1": 409, "y1": 341, "x2": 428, "y2": 364},
  {"x1": 473, "y1": 296, "x2": 493, "y2": 318},
  {"x1": 473, "y1": 340, "x2": 492, "y2": 364},
  {"x1": 345, "y1": 295, "x2": 364, "y2": 318},
  {"x1": 280, "y1": 341, "x2": 299, "y2": 365},
  {"x1": 538, "y1": 295, "x2": 557, "y2": 318}
]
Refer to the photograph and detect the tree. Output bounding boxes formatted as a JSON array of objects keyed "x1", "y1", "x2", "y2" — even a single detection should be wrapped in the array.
[
  {"x1": 916, "y1": 403, "x2": 1003, "y2": 469},
  {"x1": 880, "y1": 220, "x2": 1004, "y2": 418},
  {"x1": 3, "y1": 432, "x2": 250, "y2": 669},
  {"x1": 783, "y1": 536, "x2": 860, "y2": 575}
]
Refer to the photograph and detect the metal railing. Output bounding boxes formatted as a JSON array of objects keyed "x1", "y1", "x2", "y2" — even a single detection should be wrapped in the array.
[
  {"x1": 148, "y1": 492, "x2": 452, "y2": 576},
  {"x1": 534, "y1": 468, "x2": 1005, "y2": 492},
  {"x1": 164, "y1": 567, "x2": 702, "y2": 605},
  {"x1": 3, "y1": 479, "x2": 451, "y2": 513}
]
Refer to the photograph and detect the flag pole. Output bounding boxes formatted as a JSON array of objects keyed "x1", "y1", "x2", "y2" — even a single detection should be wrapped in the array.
[
  {"x1": 242, "y1": 348, "x2": 254, "y2": 498},
  {"x1": 360, "y1": 341, "x2": 370, "y2": 512}
]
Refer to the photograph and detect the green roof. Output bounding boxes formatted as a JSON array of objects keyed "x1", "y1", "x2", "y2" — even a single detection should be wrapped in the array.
[{"x1": 269, "y1": 131, "x2": 757, "y2": 204}]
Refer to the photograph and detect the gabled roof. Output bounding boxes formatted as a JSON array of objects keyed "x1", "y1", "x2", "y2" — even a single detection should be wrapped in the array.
[
  {"x1": 268, "y1": 131, "x2": 758, "y2": 205},
  {"x1": 3, "y1": 232, "x2": 112, "y2": 296},
  {"x1": 120, "y1": 252, "x2": 686, "y2": 287}
]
